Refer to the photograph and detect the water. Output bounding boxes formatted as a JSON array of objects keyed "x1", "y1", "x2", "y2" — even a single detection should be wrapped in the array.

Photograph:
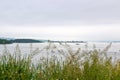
[{"x1": 0, "y1": 42, "x2": 120, "y2": 62}]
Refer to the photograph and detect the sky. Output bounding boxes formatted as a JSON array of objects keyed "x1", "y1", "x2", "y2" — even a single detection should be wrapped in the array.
[{"x1": 0, "y1": 0, "x2": 120, "y2": 41}]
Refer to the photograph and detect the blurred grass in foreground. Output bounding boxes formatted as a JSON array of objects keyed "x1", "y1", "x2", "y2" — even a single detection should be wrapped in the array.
[{"x1": 0, "y1": 43, "x2": 120, "y2": 80}]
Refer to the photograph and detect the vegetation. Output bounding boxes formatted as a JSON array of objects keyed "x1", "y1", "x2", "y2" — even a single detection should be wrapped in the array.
[
  {"x1": 0, "y1": 39, "x2": 12, "y2": 44},
  {"x1": 12, "y1": 39, "x2": 45, "y2": 43},
  {"x1": 0, "y1": 38, "x2": 45, "y2": 44},
  {"x1": 0, "y1": 38, "x2": 86, "y2": 44},
  {"x1": 0, "y1": 43, "x2": 120, "y2": 80}
]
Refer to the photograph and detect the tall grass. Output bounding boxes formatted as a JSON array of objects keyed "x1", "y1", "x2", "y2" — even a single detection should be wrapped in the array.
[{"x1": 0, "y1": 43, "x2": 120, "y2": 80}]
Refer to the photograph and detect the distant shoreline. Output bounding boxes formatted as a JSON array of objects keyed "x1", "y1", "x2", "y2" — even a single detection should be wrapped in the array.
[
  {"x1": 0, "y1": 38, "x2": 86, "y2": 44},
  {"x1": 1, "y1": 38, "x2": 120, "y2": 44}
]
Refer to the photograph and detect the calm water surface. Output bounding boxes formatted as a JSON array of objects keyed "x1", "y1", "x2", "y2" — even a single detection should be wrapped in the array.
[{"x1": 0, "y1": 42, "x2": 120, "y2": 62}]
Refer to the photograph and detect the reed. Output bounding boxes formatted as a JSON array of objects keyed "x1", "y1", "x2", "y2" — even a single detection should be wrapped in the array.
[{"x1": 0, "y1": 43, "x2": 120, "y2": 80}]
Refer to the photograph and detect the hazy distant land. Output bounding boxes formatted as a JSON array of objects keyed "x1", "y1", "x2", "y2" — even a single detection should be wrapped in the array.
[{"x1": 0, "y1": 38, "x2": 87, "y2": 44}]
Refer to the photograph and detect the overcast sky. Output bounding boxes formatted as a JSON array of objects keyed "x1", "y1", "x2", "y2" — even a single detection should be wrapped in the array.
[{"x1": 0, "y1": 0, "x2": 120, "y2": 41}]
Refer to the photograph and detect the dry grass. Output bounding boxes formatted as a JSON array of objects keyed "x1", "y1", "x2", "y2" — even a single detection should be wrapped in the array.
[{"x1": 0, "y1": 43, "x2": 120, "y2": 80}]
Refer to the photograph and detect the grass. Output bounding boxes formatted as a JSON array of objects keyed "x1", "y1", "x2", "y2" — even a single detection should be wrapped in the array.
[{"x1": 0, "y1": 43, "x2": 120, "y2": 80}]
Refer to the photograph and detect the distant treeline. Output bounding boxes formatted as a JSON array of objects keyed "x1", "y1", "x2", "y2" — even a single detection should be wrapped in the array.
[
  {"x1": 11, "y1": 39, "x2": 44, "y2": 43},
  {"x1": 0, "y1": 39, "x2": 45, "y2": 44},
  {"x1": 0, "y1": 39, "x2": 12, "y2": 44},
  {"x1": 0, "y1": 38, "x2": 86, "y2": 44},
  {"x1": 50, "y1": 41, "x2": 86, "y2": 43}
]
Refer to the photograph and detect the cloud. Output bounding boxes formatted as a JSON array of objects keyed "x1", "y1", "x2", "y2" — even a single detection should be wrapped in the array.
[
  {"x1": 0, "y1": 0, "x2": 120, "y2": 41},
  {"x1": 0, "y1": 0, "x2": 120, "y2": 26}
]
